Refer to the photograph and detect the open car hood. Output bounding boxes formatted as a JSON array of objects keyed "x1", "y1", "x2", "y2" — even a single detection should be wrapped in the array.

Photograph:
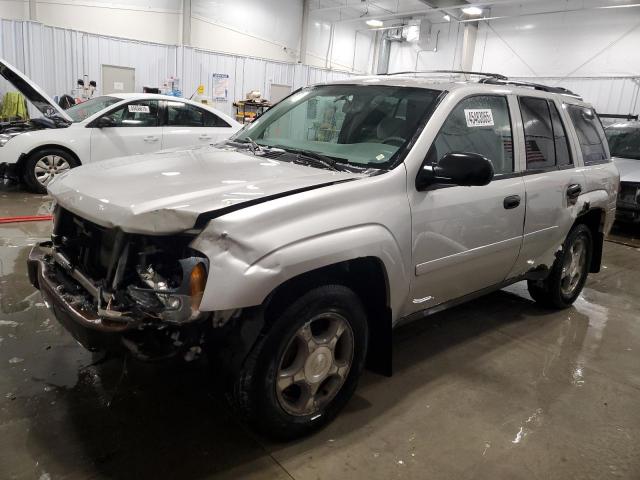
[
  {"x1": 0, "y1": 58, "x2": 73, "y2": 123},
  {"x1": 47, "y1": 146, "x2": 364, "y2": 234}
]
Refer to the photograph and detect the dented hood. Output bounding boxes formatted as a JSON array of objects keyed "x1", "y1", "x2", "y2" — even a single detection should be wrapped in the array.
[
  {"x1": 47, "y1": 145, "x2": 363, "y2": 234},
  {"x1": 0, "y1": 58, "x2": 73, "y2": 123}
]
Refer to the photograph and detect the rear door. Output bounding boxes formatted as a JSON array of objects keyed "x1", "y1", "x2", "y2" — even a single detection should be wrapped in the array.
[
  {"x1": 162, "y1": 100, "x2": 234, "y2": 149},
  {"x1": 508, "y1": 95, "x2": 586, "y2": 278},
  {"x1": 89, "y1": 99, "x2": 162, "y2": 162}
]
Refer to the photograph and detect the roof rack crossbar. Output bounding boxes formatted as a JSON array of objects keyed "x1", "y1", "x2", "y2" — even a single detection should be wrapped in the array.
[
  {"x1": 478, "y1": 78, "x2": 583, "y2": 99},
  {"x1": 383, "y1": 70, "x2": 508, "y2": 81}
]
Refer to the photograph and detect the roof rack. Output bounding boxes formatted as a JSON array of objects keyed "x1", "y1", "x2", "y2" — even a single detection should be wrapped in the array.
[
  {"x1": 598, "y1": 113, "x2": 639, "y2": 121},
  {"x1": 383, "y1": 70, "x2": 508, "y2": 81},
  {"x1": 478, "y1": 78, "x2": 583, "y2": 99}
]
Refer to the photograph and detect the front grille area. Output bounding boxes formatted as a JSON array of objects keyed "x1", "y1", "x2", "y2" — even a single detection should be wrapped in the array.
[
  {"x1": 619, "y1": 182, "x2": 640, "y2": 206},
  {"x1": 53, "y1": 207, "x2": 119, "y2": 281}
]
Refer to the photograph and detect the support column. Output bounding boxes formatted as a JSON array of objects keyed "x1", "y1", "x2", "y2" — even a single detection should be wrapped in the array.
[
  {"x1": 299, "y1": 0, "x2": 310, "y2": 64},
  {"x1": 182, "y1": 0, "x2": 192, "y2": 46},
  {"x1": 28, "y1": 0, "x2": 37, "y2": 21},
  {"x1": 460, "y1": 22, "x2": 478, "y2": 72}
]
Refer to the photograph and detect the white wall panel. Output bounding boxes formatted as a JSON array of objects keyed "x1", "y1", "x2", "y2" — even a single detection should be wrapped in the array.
[
  {"x1": 192, "y1": 0, "x2": 303, "y2": 53},
  {"x1": 0, "y1": 19, "x2": 354, "y2": 120},
  {"x1": 514, "y1": 76, "x2": 640, "y2": 115}
]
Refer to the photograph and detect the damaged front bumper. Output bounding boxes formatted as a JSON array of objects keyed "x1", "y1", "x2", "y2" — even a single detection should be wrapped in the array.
[{"x1": 27, "y1": 242, "x2": 209, "y2": 358}]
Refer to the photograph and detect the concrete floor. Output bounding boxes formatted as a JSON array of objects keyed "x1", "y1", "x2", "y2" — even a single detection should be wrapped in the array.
[{"x1": 1, "y1": 183, "x2": 639, "y2": 480}]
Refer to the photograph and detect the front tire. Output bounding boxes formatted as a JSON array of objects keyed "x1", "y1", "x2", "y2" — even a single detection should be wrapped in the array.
[
  {"x1": 230, "y1": 284, "x2": 368, "y2": 440},
  {"x1": 527, "y1": 223, "x2": 593, "y2": 309},
  {"x1": 22, "y1": 148, "x2": 79, "y2": 194}
]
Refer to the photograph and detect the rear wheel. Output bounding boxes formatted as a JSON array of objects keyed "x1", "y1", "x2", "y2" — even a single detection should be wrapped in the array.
[
  {"x1": 229, "y1": 284, "x2": 368, "y2": 439},
  {"x1": 527, "y1": 223, "x2": 592, "y2": 309},
  {"x1": 22, "y1": 148, "x2": 79, "y2": 194}
]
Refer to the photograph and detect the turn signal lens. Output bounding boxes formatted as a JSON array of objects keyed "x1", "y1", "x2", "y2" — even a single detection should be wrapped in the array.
[{"x1": 189, "y1": 263, "x2": 207, "y2": 312}]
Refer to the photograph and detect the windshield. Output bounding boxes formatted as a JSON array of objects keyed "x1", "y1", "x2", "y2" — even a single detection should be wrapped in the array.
[
  {"x1": 232, "y1": 84, "x2": 442, "y2": 170},
  {"x1": 65, "y1": 96, "x2": 120, "y2": 122},
  {"x1": 606, "y1": 125, "x2": 640, "y2": 160}
]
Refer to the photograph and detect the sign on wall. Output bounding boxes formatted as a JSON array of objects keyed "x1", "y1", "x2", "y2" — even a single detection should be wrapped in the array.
[{"x1": 212, "y1": 73, "x2": 230, "y2": 101}]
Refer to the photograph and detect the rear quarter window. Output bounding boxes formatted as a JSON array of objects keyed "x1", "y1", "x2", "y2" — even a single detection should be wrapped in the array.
[{"x1": 566, "y1": 105, "x2": 609, "y2": 165}]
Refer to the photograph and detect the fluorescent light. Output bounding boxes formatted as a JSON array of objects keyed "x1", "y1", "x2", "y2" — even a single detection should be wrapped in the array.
[
  {"x1": 462, "y1": 6, "x2": 483, "y2": 15},
  {"x1": 599, "y1": 2, "x2": 640, "y2": 8},
  {"x1": 366, "y1": 19, "x2": 384, "y2": 27},
  {"x1": 443, "y1": 14, "x2": 451, "y2": 21}
]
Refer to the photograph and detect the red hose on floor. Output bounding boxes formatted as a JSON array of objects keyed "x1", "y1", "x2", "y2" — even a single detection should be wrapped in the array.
[{"x1": 0, "y1": 215, "x2": 53, "y2": 224}]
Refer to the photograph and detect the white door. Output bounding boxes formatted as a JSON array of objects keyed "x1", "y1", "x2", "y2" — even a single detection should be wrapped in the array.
[
  {"x1": 408, "y1": 94, "x2": 526, "y2": 313},
  {"x1": 90, "y1": 99, "x2": 163, "y2": 162},
  {"x1": 162, "y1": 100, "x2": 234, "y2": 149}
]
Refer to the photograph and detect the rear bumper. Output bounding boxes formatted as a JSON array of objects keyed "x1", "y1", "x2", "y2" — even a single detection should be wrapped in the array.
[{"x1": 28, "y1": 243, "x2": 131, "y2": 352}]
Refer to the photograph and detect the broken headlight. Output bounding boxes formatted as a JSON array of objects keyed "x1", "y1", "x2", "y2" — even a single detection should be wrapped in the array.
[{"x1": 124, "y1": 257, "x2": 209, "y2": 325}]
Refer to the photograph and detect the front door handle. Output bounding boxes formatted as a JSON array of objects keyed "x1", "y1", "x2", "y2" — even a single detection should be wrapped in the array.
[
  {"x1": 144, "y1": 136, "x2": 159, "y2": 142},
  {"x1": 503, "y1": 194, "x2": 521, "y2": 209},
  {"x1": 567, "y1": 184, "x2": 582, "y2": 200},
  {"x1": 199, "y1": 134, "x2": 212, "y2": 140}
]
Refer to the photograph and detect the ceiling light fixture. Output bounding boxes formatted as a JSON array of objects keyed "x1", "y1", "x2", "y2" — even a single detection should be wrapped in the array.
[
  {"x1": 599, "y1": 2, "x2": 640, "y2": 7},
  {"x1": 462, "y1": 6, "x2": 483, "y2": 15},
  {"x1": 443, "y1": 14, "x2": 451, "y2": 21},
  {"x1": 366, "y1": 19, "x2": 384, "y2": 27}
]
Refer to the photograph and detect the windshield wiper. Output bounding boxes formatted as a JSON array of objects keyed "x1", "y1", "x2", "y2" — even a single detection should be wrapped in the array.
[{"x1": 272, "y1": 146, "x2": 341, "y2": 172}]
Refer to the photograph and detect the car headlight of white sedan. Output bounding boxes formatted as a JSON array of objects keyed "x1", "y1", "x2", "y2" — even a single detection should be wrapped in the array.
[{"x1": 0, "y1": 134, "x2": 12, "y2": 147}]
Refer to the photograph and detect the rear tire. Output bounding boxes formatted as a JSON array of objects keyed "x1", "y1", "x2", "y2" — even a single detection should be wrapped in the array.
[
  {"x1": 229, "y1": 284, "x2": 368, "y2": 440},
  {"x1": 527, "y1": 223, "x2": 592, "y2": 309},
  {"x1": 22, "y1": 148, "x2": 79, "y2": 194}
]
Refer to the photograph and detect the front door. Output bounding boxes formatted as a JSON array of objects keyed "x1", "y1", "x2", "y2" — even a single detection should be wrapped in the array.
[
  {"x1": 90, "y1": 99, "x2": 162, "y2": 162},
  {"x1": 407, "y1": 94, "x2": 526, "y2": 313}
]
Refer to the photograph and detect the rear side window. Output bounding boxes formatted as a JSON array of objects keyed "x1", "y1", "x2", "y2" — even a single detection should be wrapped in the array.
[
  {"x1": 549, "y1": 102, "x2": 572, "y2": 166},
  {"x1": 520, "y1": 97, "x2": 574, "y2": 169},
  {"x1": 567, "y1": 105, "x2": 609, "y2": 165},
  {"x1": 167, "y1": 101, "x2": 231, "y2": 128},
  {"x1": 428, "y1": 95, "x2": 514, "y2": 175}
]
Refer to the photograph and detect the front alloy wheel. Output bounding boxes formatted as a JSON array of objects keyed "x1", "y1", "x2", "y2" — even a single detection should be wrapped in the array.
[
  {"x1": 34, "y1": 155, "x2": 71, "y2": 187},
  {"x1": 276, "y1": 312, "x2": 354, "y2": 416},
  {"x1": 229, "y1": 284, "x2": 368, "y2": 439}
]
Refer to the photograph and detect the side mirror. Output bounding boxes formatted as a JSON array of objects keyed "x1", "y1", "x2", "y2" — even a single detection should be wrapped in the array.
[
  {"x1": 416, "y1": 152, "x2": 494, "y2": 190},
  {"x1": 95, "y1": 115, "x2": 116, "y2": 128}
]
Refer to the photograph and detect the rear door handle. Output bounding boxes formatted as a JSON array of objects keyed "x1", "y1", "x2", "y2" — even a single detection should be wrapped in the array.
[
  {"x1": 199, "y1": 134, "x2": 212, "y2": 140},
  {"x1": 567, "y1": 184, "x2": 582, "y2": 199},
  {"x1": 503, "y1": 195, "x2": 521, "y2": 209},
  {"x1": 144, "y1": 136, "x2": 159, "y2": 142}
]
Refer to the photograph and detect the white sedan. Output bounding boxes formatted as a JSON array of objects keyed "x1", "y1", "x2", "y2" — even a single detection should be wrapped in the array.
[{"x1": 0, "y1": 59, "x2": 241, "y2": 193}]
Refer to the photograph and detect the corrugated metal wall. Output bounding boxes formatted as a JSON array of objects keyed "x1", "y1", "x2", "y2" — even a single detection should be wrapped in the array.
[
  {"x1": 0, "y1": 19, "x2": 355, "y2": 117},
  {"x1": 512, "y1": 77, "x2": 640, "y2": 115}
]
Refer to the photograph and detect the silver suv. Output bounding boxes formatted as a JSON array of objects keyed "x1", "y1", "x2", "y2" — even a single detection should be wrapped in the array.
[{"x1": 27, "y1": 72, "x2": 619, "y2": 438}]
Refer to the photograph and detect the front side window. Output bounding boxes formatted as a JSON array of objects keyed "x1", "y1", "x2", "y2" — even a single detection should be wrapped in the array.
[
  {"x1": 233, "y1": 85, "x2": 441, "y2": 170},
  {"x1": 605, "y1": 124, "x2": 640, "y2": 160},
  {"x1": 65, "y1": 96, "x2": 120, "y2": 122},
  {"x1": 428, "y1": 95, "x2": 514, "y2": 175},
  {"x1": 567, "y1": 105, "x2": 609, "y2": 165},
  {"x1": 105, "y1": 100, "x2": 159, "y2": 127}
]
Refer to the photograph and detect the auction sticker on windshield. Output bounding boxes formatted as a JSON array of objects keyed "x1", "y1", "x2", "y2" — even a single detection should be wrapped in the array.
[{"x1": 464, "y1": 109, "x2": 494, "y2": 127}]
